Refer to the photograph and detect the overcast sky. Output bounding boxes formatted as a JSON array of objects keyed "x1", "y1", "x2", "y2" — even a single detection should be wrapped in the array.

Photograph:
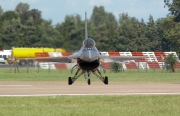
[{"x1": 0, "y1": 0, "x2": 169, "y2": 25}]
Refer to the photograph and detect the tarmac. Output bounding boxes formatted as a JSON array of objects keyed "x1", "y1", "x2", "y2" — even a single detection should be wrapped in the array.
[{"x1": 0, "y1": 81, "x2": 180, "y2": 96}]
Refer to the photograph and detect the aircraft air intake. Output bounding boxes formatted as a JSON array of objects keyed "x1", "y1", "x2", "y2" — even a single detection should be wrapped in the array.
[{"x1": 78, "y1": 59, "x2": 99, "y2": 71}]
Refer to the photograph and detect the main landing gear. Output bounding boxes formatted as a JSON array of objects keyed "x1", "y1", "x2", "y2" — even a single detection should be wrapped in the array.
[
  {"x1": 68, "y1": 66, "x2": 108, "y2": 85},
  {"x1": 68, "y1": 77, "x2": 72, "y2": 85},
  {"x1": 68, "y1": 68, "x2": 84, "y2": 85}
]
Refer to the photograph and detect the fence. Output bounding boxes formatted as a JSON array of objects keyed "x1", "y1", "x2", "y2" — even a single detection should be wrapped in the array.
[{"x1": 36, "y1": 52, "x2": 180, "y2": 70}]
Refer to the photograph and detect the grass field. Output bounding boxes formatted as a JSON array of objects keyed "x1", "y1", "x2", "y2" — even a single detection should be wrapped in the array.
[
  {"x1": 0, "y1": 68, "x2": 180, "y2": 82},
  {"x1": 0, "y1": 95, "x2": 180, "y2": 116},
  {"x1": 0, "y1": 68, "x2": 180, "y2": 116}
]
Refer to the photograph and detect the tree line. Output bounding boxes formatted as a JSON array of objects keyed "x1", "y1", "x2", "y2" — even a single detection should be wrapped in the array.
[{"x1": 0, "y1": 1, "x2": 180, "y2": 53}]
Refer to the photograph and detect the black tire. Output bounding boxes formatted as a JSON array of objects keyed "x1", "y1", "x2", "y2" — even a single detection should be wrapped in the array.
[
  {"x1": 68, "y1": 77, "x2": 72, "y2": 85},
  {"x1": 88, "y1": 79, "x2": 91, "y2": 85},
  {"x1": 28, "y1": 59, "x2": 34, "y2": 66},
  {"x1": 19, "y1": 60, "x2": 27, "y2": 66},
  {"x1": 104, "y1": 76, "x2": 108, "y2": 84}
]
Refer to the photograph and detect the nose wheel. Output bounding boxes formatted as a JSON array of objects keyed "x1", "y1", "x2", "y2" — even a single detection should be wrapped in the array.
[
  {"x1": 104, "y1": 76, "x2": 108, "y2": 84},
  {"x1": 87, "y1": 79, "x2": 91, "y2": 85}
]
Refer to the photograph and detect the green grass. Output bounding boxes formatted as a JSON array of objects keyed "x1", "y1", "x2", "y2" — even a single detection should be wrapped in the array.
[
  {"x1": 0, "y1": 68, "x2": 180, "y2": 82},
  {"x1": 0, "y1": 68, "x2": 68, "y2": 81},
  {"x1": 1, "y1": 68, "x2": 180, "y2": 116},
  {"x1": 0, "y1": 95, "x2": 180, "y2": 116}
]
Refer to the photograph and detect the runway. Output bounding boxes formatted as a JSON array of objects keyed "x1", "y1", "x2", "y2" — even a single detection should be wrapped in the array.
[{"x1": 0, "y1": 81, "x2": 180, "y2": 96}]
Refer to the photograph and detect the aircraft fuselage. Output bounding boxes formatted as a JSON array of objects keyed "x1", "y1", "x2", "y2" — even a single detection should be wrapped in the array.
[
  {"x1": 71, "y1": 38, "x2": 100, "y2": 71},
  {"x1": 78, "y1": 47, "x2": 100, "y2": 71}
]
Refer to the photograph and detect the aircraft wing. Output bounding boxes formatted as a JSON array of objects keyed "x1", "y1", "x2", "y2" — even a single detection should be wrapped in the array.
[
  {"x1": 99, "y1": 55, "x2": 144, "y2": 62},
  {"x1": 25, "y1": 56, "x2": 71, "y2": 63},
  {"x1": 23, "y1": 53, "x2": 79, "y2": 63},
  {"x1": 109, "y1": 56, "x2": 144, "y2": 61}
]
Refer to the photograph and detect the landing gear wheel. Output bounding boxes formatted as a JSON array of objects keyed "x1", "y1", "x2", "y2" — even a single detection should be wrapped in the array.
[
  {"x1": 104, "y1": 76, "x2": 108, "y2": 84},
  {"x1": 68, "y1": 77, "x2": 72, "y2": 85},
  {"x1": 88, "y1": 79, "x2": 91, "y2": 85}
]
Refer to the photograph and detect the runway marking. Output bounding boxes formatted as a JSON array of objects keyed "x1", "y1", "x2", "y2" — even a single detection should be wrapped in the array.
[
  {"x1": 0, "y1": 85, "x2": 32, "y2": 87},
  {"x1": 1, "y1": 92, "x2": 180, "y2": 97}
]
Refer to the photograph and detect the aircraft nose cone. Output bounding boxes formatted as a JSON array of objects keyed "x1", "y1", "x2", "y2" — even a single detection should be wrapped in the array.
[{"x1": 82, "y1": 49, "x2": 98, "y2": 61}]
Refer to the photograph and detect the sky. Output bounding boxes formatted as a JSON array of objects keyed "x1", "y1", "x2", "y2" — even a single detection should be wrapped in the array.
[{"x1": 0, "y1": 0, "x2": 169, "y2": 25}]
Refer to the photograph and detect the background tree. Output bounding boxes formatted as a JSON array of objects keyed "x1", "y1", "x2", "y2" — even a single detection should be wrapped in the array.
[
  {"x1": 155, "y1": 18, "x2": 167, "y2": 51},
  {"x1": 0, "y1": 6, "x2": 3, "y2": 16},
  {"x1": 115, "y1": 13, "x2": 147, "y2": 51},
  {"x1": 0, "y1": 11, "x2": 18, "y2": 26},
  {"x1": 19, "y1": 9, "x2": 42, "y2": 27},
  {"x1": 39, "y1": 19, "x2": 64, "y2": 48},
  {"x1": 1, "y1": 2, "x2": 180, "y2": 54},
  {"x1": 110, "y1": 62, "x2": 122, "y2": 73},
  {"x1": 1, "y1": 18, "x2": 22, "y2": 49},
  {"x1": 56, "y1": 14, "x2": 84, "y2": 51},
  {"x1": 0, "y1": 11, "x2": 19, "y2": 49},
  {"x1": 138, "y1": 19, "x2": 149, "y2": 51},
  {"x1": 105, "y1": 12, "x2": 118, "y2": 51},
  {"x1": 17, "y1": 9, "x2": 42, "y2": 47},
  {"x1": 164, "y1": 53, "x2": 178, "y2": 72},
  {"x1": 90, "y1": 6, "x2": 117, "y2": 51},
  {"x1": 90, "y1": 6, "x2": 108, "y2": 50},
  {"x1": 162, "y1": 16, "x2": 180, "y2": 52},
  {"x1": 0, "y1": 6, "x2": 3, "y2": 48},
  {"x1": 146, "y1": 15, "x2": 161, "y2": 51},
  {"x1": 15, "y1": 2, "x2": 29, "y2": 14},
  {"x1": 164, "y1": 0, "x2": 180, "y2": 22}
]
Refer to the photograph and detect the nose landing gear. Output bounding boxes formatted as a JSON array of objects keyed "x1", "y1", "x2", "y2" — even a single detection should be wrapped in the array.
[{"x1": 104, "y1": 76, "x2": 108, "y2": 84}]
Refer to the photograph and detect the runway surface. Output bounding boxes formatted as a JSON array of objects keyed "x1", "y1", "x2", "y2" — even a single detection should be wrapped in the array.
[{"x1": 0, "y1": 81, "x2": 180, "y2": 96}]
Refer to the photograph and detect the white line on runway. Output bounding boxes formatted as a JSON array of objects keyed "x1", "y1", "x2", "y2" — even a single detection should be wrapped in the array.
[
  {"x1": 0, "y1": 85, "x2": 32, "y2": 87},
  {"x1": 1, "y1": 92, "x2": 180, "y2": 97}
]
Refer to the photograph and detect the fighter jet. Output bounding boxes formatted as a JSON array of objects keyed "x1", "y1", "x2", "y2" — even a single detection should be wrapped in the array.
[{"x1": 33, "y1": 12, "x2": 144, "y2": 85}]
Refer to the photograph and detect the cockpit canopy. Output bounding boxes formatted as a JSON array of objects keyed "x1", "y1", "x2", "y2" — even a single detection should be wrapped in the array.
[{"x1": 83, "y1": 38, "x2": 96, "y2": 48}]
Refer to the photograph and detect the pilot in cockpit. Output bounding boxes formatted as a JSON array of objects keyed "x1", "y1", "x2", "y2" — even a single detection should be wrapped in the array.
[{"x1": 83, "y1": 38, "x2": 95, "y2": 48}]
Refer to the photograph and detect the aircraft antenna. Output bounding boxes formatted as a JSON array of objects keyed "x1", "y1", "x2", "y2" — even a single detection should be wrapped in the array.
[{"x1": 85, "y1": 12, "x2": 88, "y2": 39}]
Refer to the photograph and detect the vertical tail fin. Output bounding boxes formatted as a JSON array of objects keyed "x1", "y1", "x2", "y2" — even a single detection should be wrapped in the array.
[{"x1": 85, "y1": 12, "x2": 88, "y2": 39}]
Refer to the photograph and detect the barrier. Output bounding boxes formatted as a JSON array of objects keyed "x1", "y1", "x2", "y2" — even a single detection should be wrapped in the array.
[
  {"x1": 174, "y1": 62, "x2": 180, "y2": 69},
  {"x1": 125, "y1": 62, "x2": 138, "y2": 69},
  {"x1": 36, "y1": 51, "x2": 179, "y2": 70},
  {"x1": 108, "y1": 52, "x2": 120, "y2": 56},
  {"x1": 54, "y1": 63, "x2": 67, "y2": 69},
  {"x1": 147, "y1": 62, "x2": 161, "y2": 69},
  {"x1": 101, "y1": 62, "x2": 110, "y2": 70},
  {"x1": 154, "y1": 52, "x2": 166, "y2": 62},
  {"x1": 131, "y1": 52, "x2": 143, "y2": 56},
  {"x1": 119, "y1": 52, "x2": 132, "y2": 56}
]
